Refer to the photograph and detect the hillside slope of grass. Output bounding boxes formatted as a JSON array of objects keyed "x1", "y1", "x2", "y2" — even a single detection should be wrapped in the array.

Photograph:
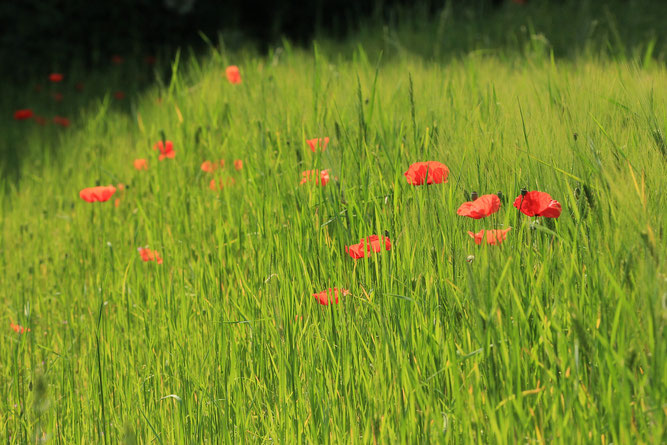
[{"x1": 2, "y1": 9, "x2": 666, "y2": 444}]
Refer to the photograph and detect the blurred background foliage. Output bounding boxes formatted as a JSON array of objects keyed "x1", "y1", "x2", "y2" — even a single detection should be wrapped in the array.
[{"x1": 1, "y1": 0, "x2": 665, "y2": 82}]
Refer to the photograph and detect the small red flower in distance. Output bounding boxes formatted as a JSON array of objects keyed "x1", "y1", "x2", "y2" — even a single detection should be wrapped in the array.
[
  {"x1": 153, "y1": 140, "x2": 175, "y2": 160},
  {"x1": 209, "y1": 179, "x2": 221, "y2": 191},
  {"x1": 53, "y1": 116, "x2": 70, "y2": 127},
  {"x1": 306, "y1": 137, "x2": 329, "y2": 152},
  {"x1": 111, "y1": 55, "x2": 124, "y2": 65},
  {"x1": 49, "y1": 73, "x2": 63, "y2": 82},
  {"x1": 300, "y1": 169, "x2": 330, "y2": 186},
  {"x1": 79, "y1": 185, "x2": 117, "y2": 203},
  {"x1": 75, "y1": 83, "x2": 84, "y2": 91},
  {"x1": 114, "y1": 91, "x2": 125, "y2": 100},
  {"x1": 14, "y1": 109, "x2": 33, "y2": 120},
  {"x1": 34, "y1": 116, "x2": 47, "y2": 126},
  {"x1": 457, "y1": 194, "x2": 501, "y2": 219},
  {"x1": 313, "y1": 288, "x2": 350, "y2": 306},
  {"x1": 10, "y1": 322, "x2": 30, "y2": 334},
  {"x1": 234, "y1": 159, "x2": 243, "y2": 170},
  {"x1": 513, "y1": 191, "x2": 562, "y2": 218},
  {"x1": 345, "y1": 234, "x2": 391, "y2": 259},
  {"x1": 201, "y1": 160, "x2": 215, "y2": 173},
  {"x1": 53, "y1": 93, "x2": 64, "y2": 102},
  {"x1": 404, "y1": 161, "x2": 449, "y2": 185},
  {"x1": 138, "y1": 247, "x2": 163, "y2": 264},
  {"x1": 219, "y1": 160, "x2": 226, "y2": 168},
  {"x1": 226, "y1": 65, "x2": 241, "y2": 84},
  {"x1": 468, "y1": 228, "x2": 511, "y2": 245},
  {"x1": 134, "y1": 158, "x2": 148, "y2": 170}
]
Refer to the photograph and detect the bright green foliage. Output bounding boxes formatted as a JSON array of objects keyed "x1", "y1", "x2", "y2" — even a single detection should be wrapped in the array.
[{"x1": 1, "y1": 11, "x2": 666, "y2": 444}]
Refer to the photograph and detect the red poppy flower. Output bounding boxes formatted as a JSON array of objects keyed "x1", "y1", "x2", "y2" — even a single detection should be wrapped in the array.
[
  {"x1": 134, "y1": 158, "x2": 148, "y2": 170},
  {"x1": 49, "y1": 73, "x2": 63, "y2": 82},
  {"x1": 34, "y1": 116, "x2": 47, "y2": 126},
  {"x1": 306, "y1": 137, "x2": 329, "y2": 152},
  {"x1": 209, "y1": 179, "x2": 221, "y2": 190},
  {"x1": 457, "y1": 194, "x2": 501, "y2": 219},
  {"x1": 79, "y1": 185, "x2": 116, "y2": 203},
  {"x1": 234, "y1": 159, "x2": 243, "y2": 170},
  {"x1": 153, "y1": 140, "x2": 175, "y2": 160},
  {"x1": 219, "y1": 159, "x2": 226, "y2": 168},
  {"x1": 53, "y1": 116, "x2": 70, "y2": 127},
  {"x1": 345, "y1": 234, "x2": 391, "y2": 259},
  {"x1": 53, "y1": 93, "x2": 64, "y2": 102},
  {"x1": 313, "y1": 287, "x2": 350, "y2": 306},
  {"x1": 404, "y1": 161, "x2": 449, "y2": 185},
  {"x1": 226, "y1": 65, "x2": 241, "y2": 84},
  {"x1": 111, "y1": 55, "x2": 124, "y2": 65},
  {"x1": 513, "y1": 191, "x2": 562, "y2": 218},
  {"x1": 10, "y1": 322, "x2": 30, "y2": 334},
  {"x1": 138, "y1": 247, "x2": 163, "y2": 264},
  {"x1": 201, "y1": 160, "x2": 215, "y2": 173},
  {"x1": 468, "y1": 228, "x2": 511, "y2": 245},
  {"x1": 114, "y1": 91, "x2": 125, "y2": 100},
  {"x1": 14, "y1": 109, "x2": 33, "y2": 120},
  {"x1": 300, "y1": 169, "x2": 330, "y2": 186}
]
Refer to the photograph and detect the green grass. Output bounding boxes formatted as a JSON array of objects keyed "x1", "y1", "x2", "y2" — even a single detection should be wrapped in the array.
[{"x1": 2, "y1": 4, "x2": 666, "y2": 443}]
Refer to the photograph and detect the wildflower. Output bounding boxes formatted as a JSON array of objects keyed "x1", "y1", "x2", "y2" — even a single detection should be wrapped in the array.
[
  {"x1": 226, "y1": 65, "x2": 241, "y2": 84},
  {"x1": 209, "y1": 179, "x2": 221, "y2": 190},
  {"x1": 10, "y1": 322, "x2": 30, "y2": 334},
  {"x1": 53, "y1": 93, "x2": 64, "y2": 102},
  {"x1": 513, "y1": 191, "x2": 562, "y2": 218},
  {"x1": 404, "y1": 161, "x2": 449, "y2": 185},
  {"x1": 14, "y1": 109, "x2": 33, "y2": 120},
  {"x1": 234, "y1": 159, "x2": 243, "y2": 170},
  {"x1": 49, "y1": 73, "x2": 63, "y2": 82},
  {"x1": 313, "y1": 288, "x2": 350, "y2": 306},
  {"x1": 153, "y1": 140, "x2": 175, "y2": 160},
  {"x1": 79, "y1": 185, "x2": 117, "y2": 203},
  {"x1": 345, "y1": 234, "x2": 391, "y2": 259},
  {"x1": 53, "y1": 116, "x2": 70, "y2": 127},
  {"x1": 468, "y1": 228, "x2": 511, "y2": 245},
  {"x1": 34, "y1": 116, "x2": 47, "y2": 126},
  {"x1": 457, "y1": 194, "x2": 501, "y2": 219},
  {"x1": 306, "y1": 137, "x2": 329, "y2": 152},
  {"x1": 219, "y1": 160, "x2": 226, "y2": 169},
  {"x1": 201, "y1": 160, "x2": 215, "y2": 173},
  {"x1": 114, "y1": 91, "x2": 125, "y2": 100},
  {"x1": 138, "y1": 247, "x2": 163, "y2": 264},
  {"x1": 300, "y1": 169, "x2": 330, "y2": 186},
  {"x1": 134, "y1": 159, "x2": 148, "y2": 170},
  {"x1": 111, "y1": 55, "x2": 124, "y2": 65}
]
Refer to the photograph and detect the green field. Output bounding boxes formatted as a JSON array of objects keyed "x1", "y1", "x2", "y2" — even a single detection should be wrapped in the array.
[{"x1": 2, "y1": 2, "x2": 666, "y2": 443}]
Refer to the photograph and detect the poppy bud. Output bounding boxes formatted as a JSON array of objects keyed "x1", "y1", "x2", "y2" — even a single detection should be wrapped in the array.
[
  {"x1": 95, "y1": 180, "x2": 101, "y2": 186},
  {"x1": 521, "y1": 188, "x2": 527, "y2": 197},
  {"x1": 497, "y1": 191, "x2": 504, "y2": 202},
  {"x1": 471, "y1": 191, "x2": 478, "y2": 201},
  {"x1": 573, "y1": 133, "x2": 578, "y2": 141}
]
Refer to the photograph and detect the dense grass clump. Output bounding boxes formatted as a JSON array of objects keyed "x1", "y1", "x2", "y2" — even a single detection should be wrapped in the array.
[{"x1": 1, "y1": 8, "x2": 666, "y2": 443}]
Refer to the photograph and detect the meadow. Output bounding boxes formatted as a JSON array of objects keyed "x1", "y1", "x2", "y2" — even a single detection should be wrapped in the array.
[{"x1": 1, "y1": 2, "x2": 666, "y2": 443}]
